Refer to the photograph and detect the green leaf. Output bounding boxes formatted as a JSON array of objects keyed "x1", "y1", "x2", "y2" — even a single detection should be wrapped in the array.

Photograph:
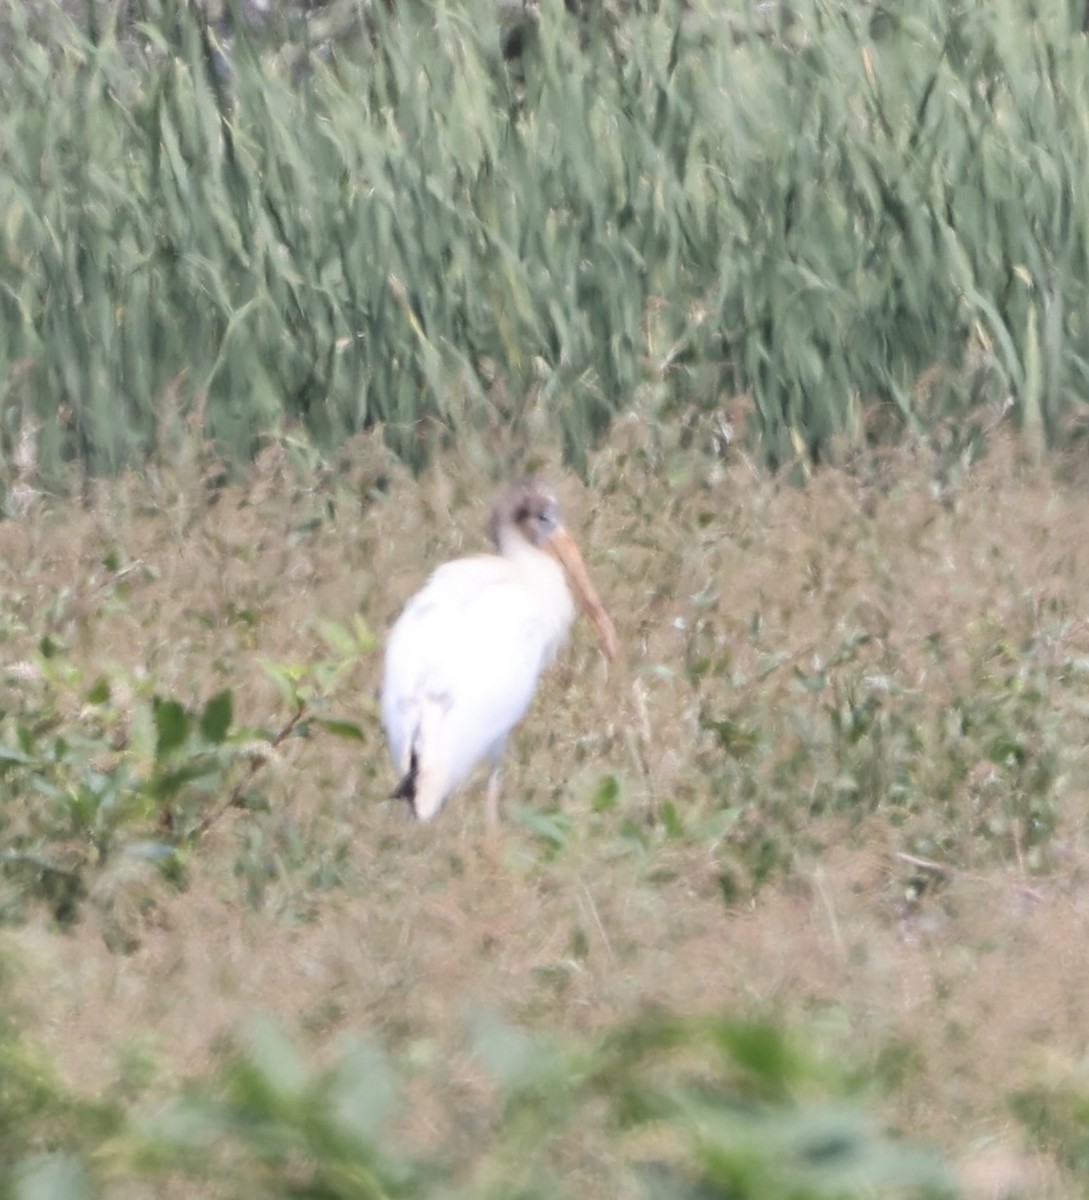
[
  {"x1": 352, "y1": 614, "x2": 377, "y2": 653},
  {"x1": 199, "y1": 690, "x2": 233, "y2": 745},
  {"x1": 513, "y1": 806, "x2": 570, "y2": 849},
  {"x1": 85, "y1": 677, "x2": 111, "y2": 705},
  {"x1": 153, "y1": 698, "x2": 190, "y2": 760},
  {"x1": 150, "y1": 758, "x2": 222, "y2": 801},
  {"x1": 318, "y1": 718, "x2": 366, "y2": 742},
  {"x1": 468, "y1": 1011, "x2": 556, "y2": 1090},
  {"x1": 661, "y1": 801, "x2": 685, "y2": 838},
  {"x1": 329, "y1": 1039, "x2": 396, "y2": 1142},
  {"x1": 239, "y1": 1017, "x2": 310, "y2": 1100},
  {"x1": 592, "y1": 774, "x2": 620, "y2": 812},
  {"x1": 315, "y1": 619, "x2": 359, "y2": 658},
  {"x1": 262, "y1": 662, "x2": 305, "y2": 709},
  {"x1": 702, "y1": 715, "x2": 760, "y2": 758},
  {"x1": 0, "y1": 745, "x2": 36, "y2": 766},
  {"x1": 11, "y1": 1154, "x2": 95, "y2": 1200}
]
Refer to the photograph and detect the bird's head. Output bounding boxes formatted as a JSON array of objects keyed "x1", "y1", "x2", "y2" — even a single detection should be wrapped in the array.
[{"x1": 489, "y1": 478, "x2": 618, "y2": 661}]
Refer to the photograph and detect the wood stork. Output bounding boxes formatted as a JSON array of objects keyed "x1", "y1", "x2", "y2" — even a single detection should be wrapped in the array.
[{"x1": 381, "y1": 478, "x2": 618, "y2": 832}]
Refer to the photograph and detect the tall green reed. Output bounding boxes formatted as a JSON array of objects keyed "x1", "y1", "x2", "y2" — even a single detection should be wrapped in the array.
[{"x1": 0, "y1": 0, "x2": 1087, "y2": 481}]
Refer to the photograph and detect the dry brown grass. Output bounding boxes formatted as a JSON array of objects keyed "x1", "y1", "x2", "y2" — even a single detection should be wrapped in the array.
[{"x1": 5, "y1": 422, "x2": 1089, "y2": 1195}]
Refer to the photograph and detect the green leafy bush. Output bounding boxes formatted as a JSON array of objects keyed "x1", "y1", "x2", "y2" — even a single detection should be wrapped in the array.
[
  {"x1": 0, "y1": 620, "x2": 369, "y2": 935},
  {"x1": 119, "y1": 1011, "x2": 954, "y2": 1198}
]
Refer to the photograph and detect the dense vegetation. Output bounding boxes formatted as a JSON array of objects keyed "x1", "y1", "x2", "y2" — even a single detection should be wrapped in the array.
[
  {"x1": 5, "y1": 1, "x2": 1089, "y2": 1196},
  {"x1": 2, "y1": 432, "x2": 1088, "y2": 1196},
  {"x1": 2, "y1": 0, "x2": 1089, "y2": 486}
]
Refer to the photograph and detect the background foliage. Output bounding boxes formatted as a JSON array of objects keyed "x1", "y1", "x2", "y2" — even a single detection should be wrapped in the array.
[
  {"x1": 5, "y1": 0, "x2": 1089, "y2": 1196},
  {"x1": 3, "y1": 0, "x2": 1089, "y2": 482}
]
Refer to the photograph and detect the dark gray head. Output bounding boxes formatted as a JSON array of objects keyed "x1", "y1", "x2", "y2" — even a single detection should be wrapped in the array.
[
  {"x1": 486, "y1": 477, "x2": 619, "y2": 660},
  {"x1": 487, "y1": 477, "x2": 562, "y2": 551}
]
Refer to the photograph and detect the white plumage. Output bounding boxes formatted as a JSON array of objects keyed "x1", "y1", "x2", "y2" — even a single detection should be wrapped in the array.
[{"x1": 381, "y1": 479, "x2": 617, "y2": 831}]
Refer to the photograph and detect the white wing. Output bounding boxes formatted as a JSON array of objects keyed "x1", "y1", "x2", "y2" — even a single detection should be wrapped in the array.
[{"x1": 381, "y1": 555, "x2": 562, "y2": 801}]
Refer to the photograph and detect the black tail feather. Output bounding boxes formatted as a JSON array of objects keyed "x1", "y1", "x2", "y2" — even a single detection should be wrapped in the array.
[{"x1": 390, "y1": 747, "x2": 418, "y2": 805}]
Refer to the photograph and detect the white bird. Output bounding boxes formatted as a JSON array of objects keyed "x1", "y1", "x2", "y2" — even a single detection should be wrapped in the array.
[{"x1": 381, "y1": 478, "x2": 618, "y2": 832}]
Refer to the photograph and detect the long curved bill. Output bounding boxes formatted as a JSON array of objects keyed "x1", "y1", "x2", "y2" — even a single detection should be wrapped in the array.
[{"x1": 545, "y1": 527, "x2": 619, "y2": 661}]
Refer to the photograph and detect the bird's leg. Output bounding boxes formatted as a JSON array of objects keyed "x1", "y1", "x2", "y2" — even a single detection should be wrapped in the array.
[{"x1": 484, "y1": 765, "x2": 503, "y2": 843}]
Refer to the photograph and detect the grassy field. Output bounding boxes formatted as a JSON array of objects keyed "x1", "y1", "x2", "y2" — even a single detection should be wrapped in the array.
[
  {"x1": 3, "y1": 425, "x2": 1089, "y2": 1196},
  {"x1": 7, "y1": 0, "x2": 1089, "y2": 1194}
]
